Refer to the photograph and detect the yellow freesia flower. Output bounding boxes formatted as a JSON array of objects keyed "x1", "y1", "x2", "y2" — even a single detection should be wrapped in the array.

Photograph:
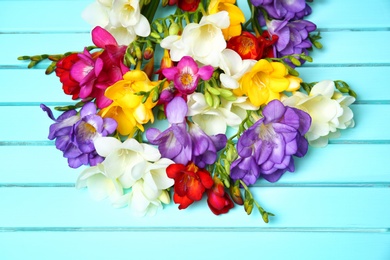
[
  {"x1": 100, "y1": 70, "x2": 158, "y2": 136},
  {"x1": 234, "y1": 59, "x2": 302, "y2": 106},
  {"x1": 208, "y1": 0, "x2": 245, "y2": 40}
]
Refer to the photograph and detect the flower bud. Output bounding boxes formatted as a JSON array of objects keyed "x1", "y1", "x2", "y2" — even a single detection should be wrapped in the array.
[
  {"x1": 313, "y1": 41, "x2": 323, "y2": 49},
  {"x1": 135, "y1": 46, "x2": 143, "y2": 60},
  {"x1": 150, "y1": 31, "x2": 161, "y2": 39},
  {"x1": 154, "y1": 21, "x2": 164, "y2": 33},
  {"x1": 229, "y1": 185, "x2": 243, "y2": 205},
  {"x1": 205, "y1": 91, "x2": 213, "y2": 107},
  {"x1": 143, "y1": 47, "x2": 154, "y2": 60},
  {"x1": 219, "y1": 88, "x2": 233, "y2": 98},
  {"x1": 212, "y1": 94, "x2": 220, "y2": 108},
  {"x1": 262, "y1": 212, "x2": 269, "y2": 223},
  {"x1": 244, "y1": 199, "x2": 253, "y2": 215},
  {"x1": 290, "y1": 56, "x2": 301, "y2": 67},
  {"x1": 159, "y1": 190, "x2": 171, "y2": 204},
  {"x1": 222, "y1": 94, "x2": 237, "y2": 101},
  {"x1": 169, "y1": 22, "x2": 180, "y2": 36},
  {"x1": 207, "y1": 85, "x2": 221, "y2": 95}
]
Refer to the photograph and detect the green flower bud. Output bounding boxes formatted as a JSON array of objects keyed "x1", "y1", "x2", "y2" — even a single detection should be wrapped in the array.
[
  {"x1": 162, "y1": 0, "x2": 169, "y2": 6},
  {"x1": 154, "y1": 21, "x2": 164, "y2": 33},
  {"x1": 262, "y1": 212, "x2": 269, "y2": 223},
  {"x1": 207, "y1": 86, "x2": 221, "y2": 95},
  {"x1": 244, "y1": 199, "x2": 254, "y2": 215},
  {"x1": 205, "y1": 91, "x2": 213, "y2": 107},
  {"x1": 313, "y1": 41, "x2": 323, "y2": 49},
  {"x1": 219, "y1": 88, "x2": 233, "y2": 98},
  {"x1": 17, "y1": 55, "x2": 30, "y2": 60},
  {"x1": 222, "y1": 95, "x2": 237, "y2": 101},
  {"x1": 150, "y1": 31, "x2": 161, "y2": 39},
  {"x1": 45, "y1": 61, "x2": 57, "y2": 75},
  {"x1": 290, "y1": 56, "x2": 301, "y2": 67},
  {"x1": 135, "y1": 46, "x2": 142, "y2": 60},
  {"x1": 212, "y1": 94, "x2": 220, "y2": 108},
  {"x1": 169, "y1": 22, "x2": 180, "y2": 36},
  {"x1": 229, "y1": 185, "x2": 243, "y2": 205}
]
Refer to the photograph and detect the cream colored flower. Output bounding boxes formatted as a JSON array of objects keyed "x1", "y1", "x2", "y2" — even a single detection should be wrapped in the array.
[
  {"x1": 187, "y1": 92, "x2": 258, "y2": 135},
  {"x1": 160, "y1": 11, "x2": 230, "y2": 67},
  {"x1": 283, "y1": 80, "x2": 355, "y2": 147},
  {"x1": 82, "y1": 0, "x2": 150, "y2": 45}
]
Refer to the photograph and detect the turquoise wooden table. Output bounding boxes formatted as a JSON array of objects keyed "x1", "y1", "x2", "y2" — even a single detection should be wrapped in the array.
[{"x1": 1, "y1": 0, "x2": 390, "y2": 259}]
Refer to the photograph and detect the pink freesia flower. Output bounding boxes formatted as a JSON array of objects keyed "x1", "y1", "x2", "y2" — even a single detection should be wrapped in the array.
[
  {"x1": 70, "y1": 26, "x2": 129, "y2": 109},
  {"x1": 162, "y1": 56, "x2": 214, "y2": 95}
]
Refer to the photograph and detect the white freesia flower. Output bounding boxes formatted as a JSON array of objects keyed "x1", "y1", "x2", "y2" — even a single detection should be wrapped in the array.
[
  {"x1": 160, "y1": 11, "x2": 230, "y2": 67},
  {"x1": 282, "y1": 80, "x2": 355, "y2": 147},
  {"x1": 187, "y1": 92, "x2": 258, "y2": 135},
  {"x1": 76, "y1": 163, "x2": 124, "y2": 204},
  {"x1": 93, "y1": 137, "x2": 161, "y2": 188},
  {"x1": 86, "y1": 137, "x2": 174, "y2": 216},
  {"x1": 218, "y1": 49, "x2": 257, "y2": 90},
  {"x1": 82, "y1": 0, "x2": 150, "y2": 45},
  {"x1": 112, "y1": 158, "x2": 173, "y2": 216}
]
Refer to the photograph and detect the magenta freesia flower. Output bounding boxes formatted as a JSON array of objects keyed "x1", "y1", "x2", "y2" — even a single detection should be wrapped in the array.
[
  {"x1": 230, "y1": 100, "x2": 311, "y2": 184},
  {"x1": 70, "y1": 26, "x2": 128, "y2": 108},
  {"x1": 146, "y1": 96, "x2": 226, "y2": 167},
  {"x1": 162, "y1": 56, "x2": 214, "y2": 95},
  {"x1": 41, "y1": 102, "x2": 117, "y2": 168}
]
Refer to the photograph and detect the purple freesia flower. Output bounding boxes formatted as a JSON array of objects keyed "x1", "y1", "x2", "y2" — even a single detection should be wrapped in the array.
[
  {"x1": 267, "y1": 19, "x2": 316, "y2": 63},
  {"x1": 188, "y1": 122, "x2": 227, "y2": 168},
  {"x1": 146, "y1": 96, "x2": 226, "y2": 167},
  {"x1": 251, "y1": 0, "x2": 312, "y2": 21},
  {"x1": 230, "y1": 100, "x2": 311, "y2": 184},
  {"x1": 41, "y1": 102, "x2": 117, "y2": 168}
]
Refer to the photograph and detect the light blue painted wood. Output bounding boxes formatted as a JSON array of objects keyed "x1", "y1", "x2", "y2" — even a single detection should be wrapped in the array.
[
  {"x1": 1, "y1": 187, "x2": 390, "y2": 228},
  {"x1": 1, "y1": 232, "x2": 390, "y2": 260},
  {"x1": 2, "y1": 0, "x2": 390, "y2": 31},
  {"x1": 2, "y1": 144, "x2": 390, "y2": 184},
  {"x1": 1, "y1": 0, "x2": 389, "y2": 259}
]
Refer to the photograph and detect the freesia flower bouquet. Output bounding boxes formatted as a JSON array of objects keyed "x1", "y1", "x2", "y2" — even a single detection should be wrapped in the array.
[{"x1": 20, "y1": 0, "x2": 356, "y2": 222}]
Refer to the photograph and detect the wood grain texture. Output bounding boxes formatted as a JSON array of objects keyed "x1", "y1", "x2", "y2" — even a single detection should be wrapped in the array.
[{"x1": 0, "y1": 0, "x2": 389, "y2": 259}]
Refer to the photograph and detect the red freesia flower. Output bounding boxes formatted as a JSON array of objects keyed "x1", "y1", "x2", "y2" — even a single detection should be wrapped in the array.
[
  {"x1": 178, "y1": 0, "x2": 200, "y2": 12},
  {"x1": 167, "y1": 162, "x2": 214, "y2": 209},
  {"x1": 257, "y1": 31, "x2": 279, "y2": 59},
  {"x1": 227, "y1": 31, "x2": 261, "y2": 60},
  {"x1": 207, "y1": 177, "x2": 234, "y2": 215},
  {"x1": 227, "y1": 31, "x2": 279, "y2": 60},
  {"x1": 55, "y1": 53, "x2": 81, "y2": 100}
]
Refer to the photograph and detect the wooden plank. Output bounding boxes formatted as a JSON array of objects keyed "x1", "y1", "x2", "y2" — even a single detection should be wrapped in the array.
[
  {"x1": 0, "y1": 104, "x2": 387, "y2": 141},
  {"x1": 1, "y1": 0, "x2": 389, "y2": 32},
  {"x1": 1, "y1": 231, "x2": 390, "y2": 260},
  {"x1": 298, "y1": 67, "x2": 390, "y2": 102},
  {"x1": 1, "y1": 144, "x2": 389, "y2": 185},
  {"x1": 1, "y1": 187, "x2": 389, "y2": 228}
]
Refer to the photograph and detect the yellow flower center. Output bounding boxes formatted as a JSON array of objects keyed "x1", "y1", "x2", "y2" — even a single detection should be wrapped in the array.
[
  {"x1": 124, "y1": 3, "x2": 134, "y2": 12},
  {"x1": 238, "y1": 37, "x2": 255, "y2": 55},
  {"x1": 180, "y1": 73, "x2": 193, "y2": 87},
  {"x1": 84, "y1": 122, "x2": 96, "y2": 134}
]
